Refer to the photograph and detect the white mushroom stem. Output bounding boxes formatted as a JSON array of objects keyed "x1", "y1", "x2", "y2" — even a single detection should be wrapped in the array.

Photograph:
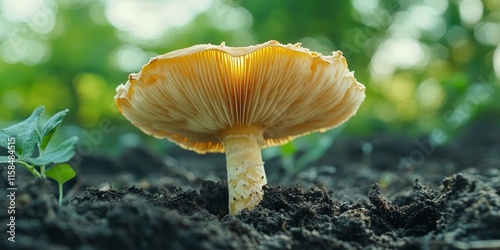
[{"x1": 220, "y1": 125, "x2": 267, "y2": 215}]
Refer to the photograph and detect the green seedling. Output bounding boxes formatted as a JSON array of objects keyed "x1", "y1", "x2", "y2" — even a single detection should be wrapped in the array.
[
  {"x1": 45, "y1": 164, "x2": 76, "y2": 205},
  {"x1": 0, "y1": 106, "x2": 78, "y2": 205}
]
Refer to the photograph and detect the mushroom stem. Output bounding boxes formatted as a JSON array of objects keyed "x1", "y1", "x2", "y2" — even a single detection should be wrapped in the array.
[{"x1": 220, "y1": 125, "x2": 267, "y2": 215}]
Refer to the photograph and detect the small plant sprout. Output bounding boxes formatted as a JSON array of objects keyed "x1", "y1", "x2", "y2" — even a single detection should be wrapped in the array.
[
  {"x1": 0, "y1": 106, "x2": 78, "y2": 205},
  {"x1": 45, "y1": 163, "x2": 76, "y2": 205},
  {"x1": 115, "y1": 41, "x2": 365, "y2": 214}
]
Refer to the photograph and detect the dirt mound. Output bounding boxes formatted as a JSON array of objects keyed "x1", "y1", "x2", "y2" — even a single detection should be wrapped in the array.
[{"x1": 1, "y1": 121, "x2": 499, "y2": 249}]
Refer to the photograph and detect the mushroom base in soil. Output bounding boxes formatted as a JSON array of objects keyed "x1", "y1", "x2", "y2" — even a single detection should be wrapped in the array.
[{"x1": 115, "y1": 40, "x2": 365, "y2": 215}]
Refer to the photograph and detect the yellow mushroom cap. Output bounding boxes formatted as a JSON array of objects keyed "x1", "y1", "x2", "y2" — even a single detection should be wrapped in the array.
[{"x1": 115, "y1": 40, "x2": 365, "y2": 153}]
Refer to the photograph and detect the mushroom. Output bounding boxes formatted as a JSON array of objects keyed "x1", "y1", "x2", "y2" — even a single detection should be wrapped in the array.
[{"x1": 114, "y1": 40, "x2": 365, "y2": 214}]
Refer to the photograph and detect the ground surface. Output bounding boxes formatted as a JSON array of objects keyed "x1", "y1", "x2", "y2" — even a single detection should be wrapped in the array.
[{"x1": 1, "y1": 119, "x2": 500, "y2": 250}]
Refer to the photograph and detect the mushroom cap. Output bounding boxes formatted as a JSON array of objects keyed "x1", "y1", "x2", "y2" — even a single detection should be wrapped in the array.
[{"x1": 115, "y1": 40, "x2": 365, "y2": 153}]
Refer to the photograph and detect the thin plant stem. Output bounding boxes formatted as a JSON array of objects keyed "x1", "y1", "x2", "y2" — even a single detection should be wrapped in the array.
[
  {"x1": 40, "y1": 165, "x2": 46, "y2": 178},
  {"x1": 18, "y1": 160, "x2": 42, "y2": 178},
  {"x1": 58, "y1": 183, "x2": 63, "y2": 205}
]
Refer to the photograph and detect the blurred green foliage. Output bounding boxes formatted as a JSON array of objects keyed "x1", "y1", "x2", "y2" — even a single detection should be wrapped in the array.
[{"x1": 0, "y1": 0, "x2": 499, "y2": 158}]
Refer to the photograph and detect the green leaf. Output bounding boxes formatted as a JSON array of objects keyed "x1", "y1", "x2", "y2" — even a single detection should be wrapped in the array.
[
  {"x1": 24, "y1": 136, "x2": 79, "y2": 166},
  {"x1": 45, "y1": 163, "x2": 76, "y2": 184},
  {"x1": 40, "y1": 109, "x2": 69, "y2": 150},
  {"x1": 280, "y1": 142, "x2": 297, "y2": 156},
  {"x1": 0, "y1": 106, "x2": 44, "y2": 157}
]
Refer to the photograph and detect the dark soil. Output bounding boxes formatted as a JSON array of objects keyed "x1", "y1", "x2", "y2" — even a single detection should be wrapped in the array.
[{"x1": 1, "y1": 119, "x2": 500, "y2": 249}]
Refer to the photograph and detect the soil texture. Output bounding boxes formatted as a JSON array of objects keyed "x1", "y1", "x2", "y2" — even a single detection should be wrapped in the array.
[{"x1": 1, "y1": 119, "x2": 500, "y2": 249}]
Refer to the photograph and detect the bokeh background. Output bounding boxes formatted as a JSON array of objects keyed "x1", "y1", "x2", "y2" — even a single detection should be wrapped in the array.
[{"x1": 0, "y1": 0, "x2": 499, "y2": 166}]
